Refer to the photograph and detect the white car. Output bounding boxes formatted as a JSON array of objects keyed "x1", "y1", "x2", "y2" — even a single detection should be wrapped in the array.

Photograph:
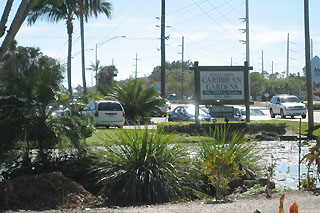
[
  {"x1": 268, "y1": 95, "x2": 306, "y2": 119},
  {"x1": 232, "y1": 106, "x2": 269, "y2": 121},
  {"x1": 83, "y1": 100, "x2": 125, "y2": 128}
]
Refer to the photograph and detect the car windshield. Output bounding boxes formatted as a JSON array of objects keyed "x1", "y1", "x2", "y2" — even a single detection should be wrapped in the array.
[
  {"x1": 240, "y1": 109, "x2": 265, "y2": 116},
  {"x1": 280, "y1": 96, "x2": 300, "y2": 103},
  {"x1": 185, "y1": 105, "x2": 208, "y2": 115}
]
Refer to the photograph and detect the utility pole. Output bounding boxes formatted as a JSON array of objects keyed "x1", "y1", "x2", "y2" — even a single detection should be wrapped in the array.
[
  {"x1": 246, "y1": 0, "x2": 250, "y2": 66},
  {"x1": 160, "y1": 0, "x2": 166, "y2": 97},
  {"x1": 261, "y1": 50, "x2": 264, "y2": 73},
  {"x1": 95, "y1": 43, "x2": 98, "y2": 95},
  {"x1": 245, "y1": 0, "x2": 250, "y2": 122},
  {"x1": 311, "y1": 39, "x2": 313, "y2": 59},
  {"x1": 134, "y1": 53, "x2": 140, "y2": 79},
  {"x1": 179, "y1": 36, "x2": 184, "y2": 100},
  {"x1": 272, "y1": 61, "x2": 274, "y2": 75},
  {"x1": 286, "y1": 33, "x2": 290, "y2": 83},
  {"x1": 304, "y1": 0, "x2": 314, "y2": 134}
]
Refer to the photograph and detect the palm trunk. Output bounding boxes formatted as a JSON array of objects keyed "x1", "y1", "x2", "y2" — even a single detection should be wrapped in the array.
[
  {"x1": 67, "y1": 17, "x2": 73, "y2": 98},
  {"x1": 0, "y1": 0, "x2": 14, "y2": 38},
  {"x1": 0, "y1": 0, "x2": 36, "y2": 60},
  {"x1": 79, "y1": 0, "x2": 87, "y2": 95}
]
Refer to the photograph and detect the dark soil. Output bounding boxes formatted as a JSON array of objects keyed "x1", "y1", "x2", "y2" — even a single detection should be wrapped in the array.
[{"x1": 0, "y1": 171, "x2": 101, "y2": 211}]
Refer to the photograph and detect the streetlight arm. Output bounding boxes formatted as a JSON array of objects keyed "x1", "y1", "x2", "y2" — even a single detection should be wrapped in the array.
[{"x1": 96, "y1": 35, "x2": 126, "y2": 48}]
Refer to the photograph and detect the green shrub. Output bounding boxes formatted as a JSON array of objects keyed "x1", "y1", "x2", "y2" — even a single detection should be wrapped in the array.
[
  {"x1": 157, "y1": 122, "x2": 286, "y2": 136},
  {"x1": 199, "y1": 125, "x2": 262, "y2": 200},
  {"x1": 89, "y1": 125, "x2": 199, "y2": 205}
]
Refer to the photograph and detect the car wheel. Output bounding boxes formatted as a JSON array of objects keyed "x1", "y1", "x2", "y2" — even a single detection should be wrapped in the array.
[
  {"x1": 270, "y1": 109, "x2": 275, "y2": 118},
  {"x1": 105, "y1": 125, "x2": 110, "y2": 129},
  {"x1": 302, "y1": 114, "x2": 306, "y2": 119},
  {"x1": 280, "y1": 109, "x2": 286, "y2": 118}
]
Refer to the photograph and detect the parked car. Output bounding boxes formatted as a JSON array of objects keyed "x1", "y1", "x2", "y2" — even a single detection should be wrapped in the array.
[
  {"x1": 46, "y1": 103, "x2": 70, "y2": 117},
  {"x1": 168, "y1": 105, "x2": 215, "y2": 122},
  {"x1": 268, "y1": 95, "x2": 307, "y2": 119},
  {"x1": 82, "y1": 100, "x2": 125, "y2": 128},
  {"x1": 231, "y1": 106, "x2": 269, "y2": 121}
]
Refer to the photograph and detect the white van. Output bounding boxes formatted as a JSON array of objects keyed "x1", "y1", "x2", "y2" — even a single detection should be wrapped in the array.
[{"x1": 83, "y1": 100, "x2": 125, "y2": 128}]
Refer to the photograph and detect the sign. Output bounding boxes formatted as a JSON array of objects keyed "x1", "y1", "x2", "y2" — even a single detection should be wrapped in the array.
[
  {"x1": 200, "y1": 70, "x2": 244, "y2": 101},
  {"x1": 191, "y1": 62, "x2": 252, "y2": 125},
  {"x1": 303, "y1": 55, "x2": 320, "y2": 84},
  {"x1": 210, "y1": 106, "x2": 234, "y2": 118},
  {"x1": 311, "y1": 56, "x2": 320, "y2": 84}
]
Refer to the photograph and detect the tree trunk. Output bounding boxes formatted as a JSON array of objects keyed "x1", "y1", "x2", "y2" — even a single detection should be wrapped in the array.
[
  {"x1": 79, "y1": 0, "x2": 87, "y2": 95},
  {"x1": 0, "y1": 0, "x2": 36, "y2": 60},
  {"x1": 0, "y1": 0, "x2": 14, "y2": 38},
  {"x1": 67, "y1": 17, "x2": 73, "y2": 98}
]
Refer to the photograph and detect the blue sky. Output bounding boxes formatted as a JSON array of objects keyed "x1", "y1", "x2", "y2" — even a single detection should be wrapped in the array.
[{"x1": 1, "y1": 0, "x2": 320, "y2": 88}]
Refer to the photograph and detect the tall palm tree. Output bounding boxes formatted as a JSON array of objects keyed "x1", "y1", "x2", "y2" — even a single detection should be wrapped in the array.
[
  {"x1": 86, "y1": 59, "x2": 101, "y2": 88},
  {"x1": 0, "y1": 0, "x2": 14, "y2": 38},
  {"x1": 27, "y1": 0, "x2": 112, "y2": 98},
  {"x1": 27, "y1": 0, "x2": 77, "y2": 97},
  {"x1": 78, "y1": 0, "x2": 112, "y2": 95},
  {"x1": 0, "y1": 0, "x2": 36, "y2": 60}
]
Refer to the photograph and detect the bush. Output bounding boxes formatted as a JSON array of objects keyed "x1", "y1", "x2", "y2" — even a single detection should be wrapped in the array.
[
  {"x1": 89, "y1": 125, "x2": 199, "y2": 205},
  {"x1": 157, "y1": 122, "x2": 286, "y2": 136},
  {"x1": 199, "y1": 125, "x2": 262, "y2": 200}
]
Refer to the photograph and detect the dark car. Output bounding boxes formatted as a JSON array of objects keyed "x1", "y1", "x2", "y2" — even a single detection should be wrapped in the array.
[{"x1": 168, "y1": 105, "x2": 215, "y2": 122}]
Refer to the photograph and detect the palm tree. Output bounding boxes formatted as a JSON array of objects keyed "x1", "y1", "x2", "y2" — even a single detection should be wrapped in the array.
[
  {"x1": 27, "y1": 0, "x2": 77, "y2": 97},
  {"x1": 0, "y1": 0, "x2": 14, "y2": 38},
  {"x1": 110, "y1": 79, "x2": 164, "y2": 121},
  {"x1": 27, "y1": 0, "x2": 112, "y2": 98},
  {"x1": 78, "y1": 0, "x2": 112, "y2": 95},
  {"x1": 86, "y1": 60, "x2": 101, "y2": 89},
  {"x1": 0, "y1": 0, "x2": 36, "y2": 60}
]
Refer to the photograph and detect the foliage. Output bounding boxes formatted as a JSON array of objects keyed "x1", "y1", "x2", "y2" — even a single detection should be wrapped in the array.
[
  {"x1": 1, "y1": 149, "x2": 100, "y2": 195},
  {"x1": 300, "y1": 173, "x2": 317, "y2": 190},
  {"x1": 199, "y1": 126, "x2": 262, "y2": 200},
  {"x1": 28, "y1": 0, "x2": 112, "y2": 95},
  {"x1": 202, "y1": 153, "x2": 240, "y2": 200},
  {"x1": 148, "y1": 60, "x2": 194, "y2": 99},
  {"x1": 300, "y1": 137, "x2": 320, "y2": 188},
  {"x1": 0, "y1": 45, "x2": 93, "y2": 161},
  {"x1": 89, "y1": 125, "x2": 199, "y2": 205},
  {"x1": 0, "y1": 96, "x2": 36, "y2": 163},
  {"x1": 109, "y1": 79, "x2": 164, "y2": 121},
  {"x1": 157, "y1": 122, "x2": 286, "y2": 136}
]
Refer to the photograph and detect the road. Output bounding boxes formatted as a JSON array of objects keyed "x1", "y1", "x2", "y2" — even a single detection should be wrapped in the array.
[{"x1": 150, "y1": 103, "x2": 320, "y2": 124}]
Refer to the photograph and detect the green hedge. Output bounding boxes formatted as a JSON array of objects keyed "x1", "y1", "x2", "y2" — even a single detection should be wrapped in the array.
[{"x1": 157, "y1": 122, "x2": 286, "y2": 136}]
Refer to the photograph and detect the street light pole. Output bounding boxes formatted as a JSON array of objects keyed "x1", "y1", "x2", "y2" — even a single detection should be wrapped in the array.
[{"x1": 95, "y1": 35, "x2": 126, "y2": 94}]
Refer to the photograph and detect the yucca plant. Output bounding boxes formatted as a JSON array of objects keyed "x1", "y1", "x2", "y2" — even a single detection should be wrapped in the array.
[
  {"x1": 89, "y1": 125, "x2": 197, "y2": 205},
  {"x1": 199, "y1": 125, "x2": 262, "y2": 200}
]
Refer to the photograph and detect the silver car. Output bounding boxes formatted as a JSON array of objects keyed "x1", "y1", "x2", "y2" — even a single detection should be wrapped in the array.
[{"x1": 268, "y1": 95, "x2": 306, "y2": 119}]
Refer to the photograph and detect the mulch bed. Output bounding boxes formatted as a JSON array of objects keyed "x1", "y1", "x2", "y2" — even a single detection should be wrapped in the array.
[{"x1": 0, "y1": 171, "x2": 101, "y2": 211}]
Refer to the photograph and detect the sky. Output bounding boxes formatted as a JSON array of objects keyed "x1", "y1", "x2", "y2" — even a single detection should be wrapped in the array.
[{"x1": 1, "y1": 0, "x2": 320, "y2": 88}]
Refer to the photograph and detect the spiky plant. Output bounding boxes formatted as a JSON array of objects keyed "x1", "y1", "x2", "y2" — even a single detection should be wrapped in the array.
[{"x1": 90, "y1": 125, "x2": 196, "y2": 205}]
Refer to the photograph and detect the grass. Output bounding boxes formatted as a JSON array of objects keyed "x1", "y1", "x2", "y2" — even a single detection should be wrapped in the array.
[
  {"x1": 85, "y1": 120, "x2": 320, "y2": 147},
  {"x1": 256, "y1": 120, "x2": 320, "y2": 136}
]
